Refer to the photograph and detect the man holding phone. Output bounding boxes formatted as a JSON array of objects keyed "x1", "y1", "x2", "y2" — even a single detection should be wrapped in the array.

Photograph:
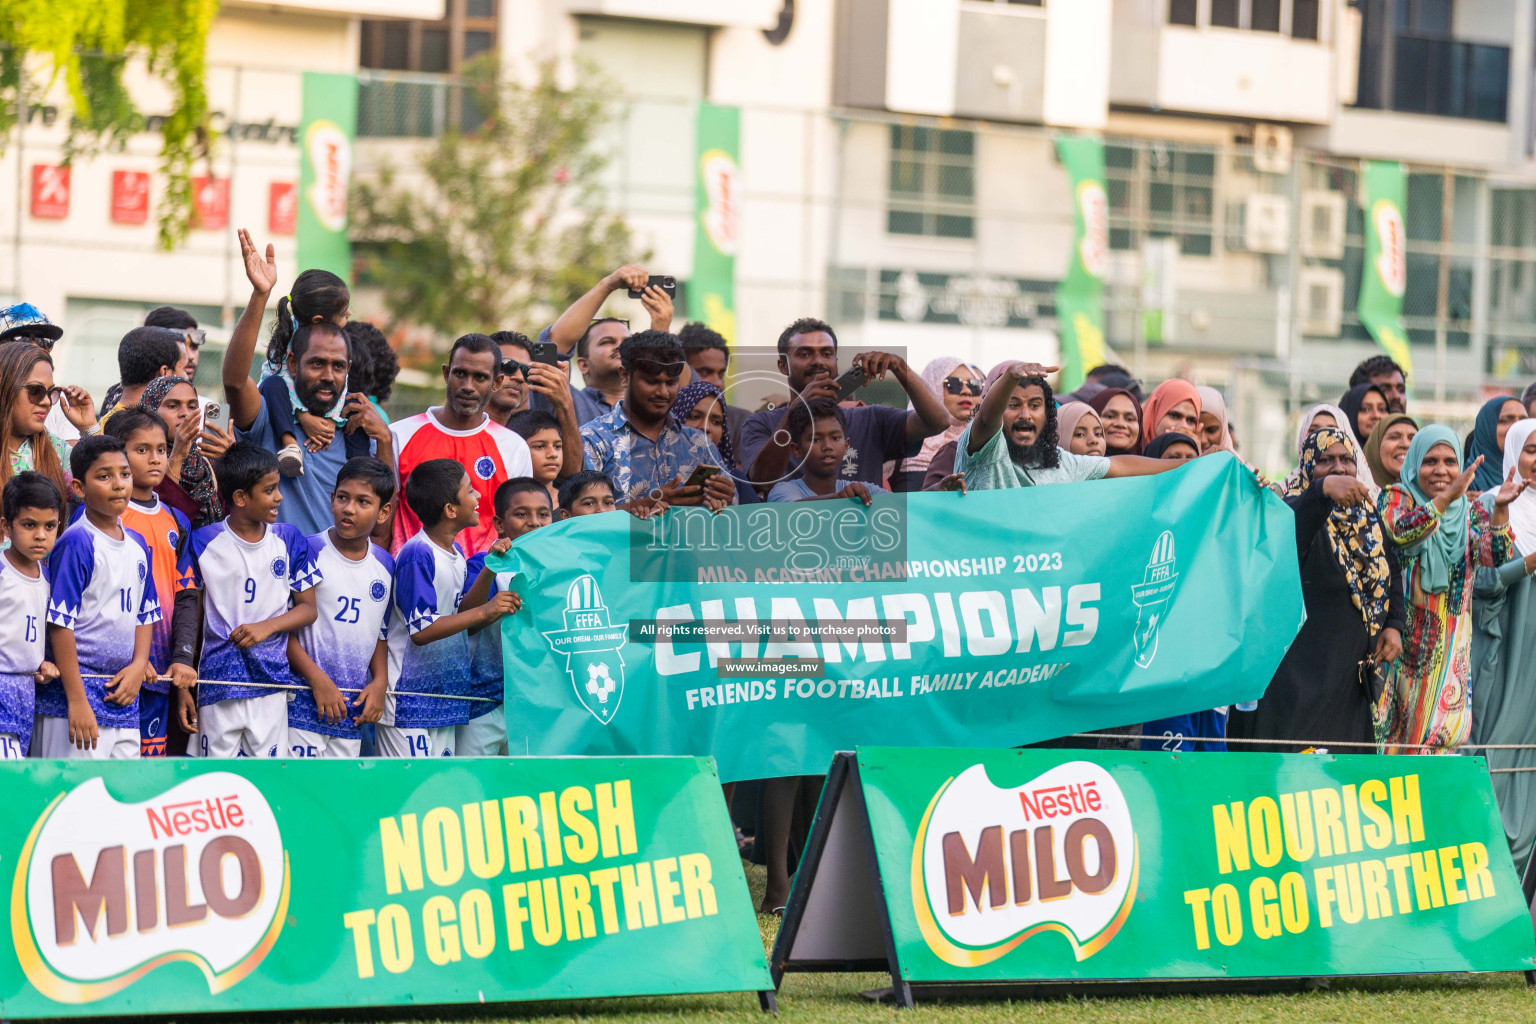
[
  {"x1": 487, "y1": 330, "x2": 584, "y2": 480},
  {"x1": 741, "y1": 317, "x2": 950, "y2": 494},
  {"x1": 539, "y1": 264, "x2": 674, "y2": 425},
  {"x1": 580, "y1": 331, "x2": 735, "y2": 510}
]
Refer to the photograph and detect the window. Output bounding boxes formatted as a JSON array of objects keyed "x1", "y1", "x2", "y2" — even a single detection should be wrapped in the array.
[
  {"x1": 380, "y1": 22, "x2": 409, "y2": 69},
  {"x1": 1398, "y1": 0, "x2": 1453, "y2": 36},
  {"x1": 888, "y1": 126, "x2": 976, "y2": 240},
  {"x1": 1194, "y1": 0, "x2": 1319, "y2": 37},
  {"x1": 1393, "y1": 37, "x2": 1509, "y2": 121},
  {"x1": 360, "y1": 0, "x2": 498, "y2": 74},
  {"x1": 464, "y1": 30, "x2": 493, "y2": 59},
  {"x1": 1292, "y1": 0, "x2": 1320, "y2": 39},
  {"x1": 1105, "y1": 143, "x2": 1217, "y2": 257},
  {"x1": 420, "y1": 28, "x2": 450, "y2": 72}
]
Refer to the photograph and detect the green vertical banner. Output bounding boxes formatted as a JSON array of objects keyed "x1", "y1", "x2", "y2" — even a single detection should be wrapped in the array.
[
  {"x1": 297, "y1": 71, "x2": 358, "y2": 283},
  {"x1": 1055, "y1": 136, "x2": 1110, "y2": 393},
  {"x1": 1357, "y1": 159, "x2": 1412, "y2": 374},
  {"x1": 688, "y1": 103, "x2": 741, "y2": 342}
]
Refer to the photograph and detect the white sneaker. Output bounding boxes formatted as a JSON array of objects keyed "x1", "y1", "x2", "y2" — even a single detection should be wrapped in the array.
[{"x1": 277, "y1": 443, "x2": 305, "y2": 477}]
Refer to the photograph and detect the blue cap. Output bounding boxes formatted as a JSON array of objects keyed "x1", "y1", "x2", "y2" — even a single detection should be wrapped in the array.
[{"x1": 0, "y1": 303, "x2": 62, "y2": 343}]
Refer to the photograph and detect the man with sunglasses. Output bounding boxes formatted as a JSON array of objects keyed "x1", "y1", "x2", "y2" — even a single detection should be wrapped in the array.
[
  {"x1": 580, "y1": 331, "x2": 735, "y2": 509},
  {"x1": 487, "y1": 330, "x2": 583, "y2": 480},
  {"x1": 742, "y1": 317, "x2": 951, "y2": 494}
]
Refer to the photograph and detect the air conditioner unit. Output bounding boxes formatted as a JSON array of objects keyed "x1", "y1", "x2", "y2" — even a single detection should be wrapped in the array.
[
  {"x1": 1299, "y1": 190, "x2": 1347, "y2": 260},
  {"x1": 1241, "y1": 193, "x2": 1291, "y2": 254},
  {"x1": 1252, "y1": 124, "x2": 1293, "y2": 174},
  {"x1": 1299, "y1": 266, "x2": 1345, "y2": 337}
]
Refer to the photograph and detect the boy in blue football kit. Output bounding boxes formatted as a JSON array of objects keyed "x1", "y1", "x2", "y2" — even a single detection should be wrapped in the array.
[
  {"x1": 104, "y1": 408, "x2": 200, "y2": 756},
  {"x1": 287, "y1": 457, "x2": 395, "y2": 757},
  {"x1": 379, "y1": 459, "x2": 517, "y2": 758},
  {"x1": 176, "y1": 442, "x2": 319, "y2": 757},
  {"x1": 0, "y1": 473, "x2": 62, "y2": 759},
  {"x1": 460, "y1": 476, "x2": 549, "y2": 757},
  {"x1": 38, "y1": 436, "x2": 160, "y2": 759}
]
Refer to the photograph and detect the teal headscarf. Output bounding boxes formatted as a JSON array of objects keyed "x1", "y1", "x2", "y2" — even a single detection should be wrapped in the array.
[{"x1": 1397, "y1": 424, "x2": 1470, "y2": 594}]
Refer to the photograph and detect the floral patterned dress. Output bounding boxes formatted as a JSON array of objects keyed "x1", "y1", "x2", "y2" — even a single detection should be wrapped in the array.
[{"x1": 1376, "y1": 486, "x2": 1512, "y2": 752}]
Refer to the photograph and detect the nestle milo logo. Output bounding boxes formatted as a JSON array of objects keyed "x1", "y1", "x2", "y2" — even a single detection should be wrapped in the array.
[
  {"x1": 11, "y1": 773, "x2": 289, "y2": 1004},
  {"x1": 913, "y1": 761, "x2": 1138, "y2": 967}
]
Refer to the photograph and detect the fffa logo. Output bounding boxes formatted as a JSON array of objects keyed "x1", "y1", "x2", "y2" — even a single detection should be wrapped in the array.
[
  {"x1": 1130, "y1": 531, "x2": 1178, "y2": 669},
  {"x1": 541, "y1": 575, "x2": 630, "y2": 724}
]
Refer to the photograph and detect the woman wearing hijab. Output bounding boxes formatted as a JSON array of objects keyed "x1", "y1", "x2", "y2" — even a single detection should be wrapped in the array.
[
  {"x1": 1363, "y1": 413, "x2": 1418, "y2": 488},
  {"x1": 672, "y1": 380, "x2": 758, "y2": 505},
  {"x1": 1338, "y1": 383, "x2": 1390, "y2": 449},
  {"x1": 1470, "y1": 419, "x2": 1536, "y2": 864},
  {"x1": 1465, "y1": 395, "x2": 1528, "y2": 492},
  {"x1": 1283, "y1": 402, "x2": 1377, "y2": 498},
  {"x1": 1229, "y1": 428, "x2": 1404, "y2": 752},
  {"x1": 1143, "y1": 433, "x2": 1199, "y2": 461},
  {"x1": 1378, "y1": 426, "x2": 1519, "y2": 753},
  {"x1": 1087, "y1": 387, "x2": 1143, "y2": 456},
  {"x1": 897, "y1": 357, "x2": 982, "y2": 490},
  {"x1": 1140, "y1": 380, "x2": 1202, "y2": 448},
  {"x1": 1057, "y1": 402, "x2": 1106, "y2": 456},
  {"x1": 1194, "y1": 386, "x2": 1235, "y2": 454},
  {"x1": 139, "y1": 375, "x2": 226, "y2": 528}
]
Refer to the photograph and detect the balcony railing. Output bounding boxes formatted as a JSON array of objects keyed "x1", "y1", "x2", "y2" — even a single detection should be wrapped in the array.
[
  {"x1": 356, "y1": 70, "x2": 484, "y2": 138},
  {"x1": 1355, "y1": 33, "x2": 1510, "y2": 123}
]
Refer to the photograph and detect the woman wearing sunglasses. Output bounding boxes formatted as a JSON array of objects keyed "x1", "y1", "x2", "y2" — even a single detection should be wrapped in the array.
[
  {"x1": 0, "y1": 344, "x2": 95, "y2": 499},
  {"x1": 896, "y1": 357, "x2": 982, "y2": 491}
]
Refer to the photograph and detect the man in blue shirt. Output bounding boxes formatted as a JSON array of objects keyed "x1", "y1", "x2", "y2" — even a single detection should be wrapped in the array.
[
  {"x1": 580, "y1": 331, "x2": 736, "y2": 509},
  {"x1": 740, "y1": 318, "x2": 952, "y2": 494},
  {"x1": 223, "y1": 230, "x2": 393, "y2": 537}
]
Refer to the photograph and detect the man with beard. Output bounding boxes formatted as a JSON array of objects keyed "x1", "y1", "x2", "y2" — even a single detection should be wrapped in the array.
[
  {"x1": 224, "y1": 246, "x2": 393, "y2": 536},
  {"x1": 1347, "y1": 354, "x2": 1408, "y2": 414},
  {"x1": 581, "y1": 330, "x2": 735, "y2": 508},
  {"x1": 388, "y1": 333, "x2": 533, "y2": 555},
  {"x1": 956, "y1": 361, "x2": 1177, "y2": 488},
  {"x1": 742, "y1": 318, "x2": 950, "y2": 493}
]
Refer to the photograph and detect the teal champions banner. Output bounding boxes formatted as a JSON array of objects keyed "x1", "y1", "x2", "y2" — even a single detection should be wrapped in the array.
[{"x1": 489, "y1": 455, "x2": 1303, "y2": 781}]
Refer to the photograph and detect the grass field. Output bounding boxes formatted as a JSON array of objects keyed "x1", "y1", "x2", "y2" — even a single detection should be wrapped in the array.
[{"x1": 276, "y1": 864, "x2": 1535, "y2": 1024}]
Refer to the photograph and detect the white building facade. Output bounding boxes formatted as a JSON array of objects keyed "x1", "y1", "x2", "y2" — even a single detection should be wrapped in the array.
[{"x1": 5, "y1": 0, "x2": 1536, "y2": 465}]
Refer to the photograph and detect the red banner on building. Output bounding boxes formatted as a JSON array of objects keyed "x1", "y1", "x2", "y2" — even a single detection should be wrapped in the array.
[
  {"x1": 30, "y1": 165, "x2": 69, "y2": 220},
  {"x1": 192, "y1": 176, "x2": 230, "y2": 230},
  {"x1": 269, "y1": 182, "x2": 297, "y2": 236},
  {"x1": 111, "y1": 170, "x2": 151, "y2": 225}
]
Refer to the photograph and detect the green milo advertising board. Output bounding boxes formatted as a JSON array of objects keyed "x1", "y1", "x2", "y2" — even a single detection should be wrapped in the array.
[
  {"x1": 0, "y1": 758, "x2": 771, "y2": 1018},
  {"x1": 774, "y1": 748, "x2": 1535, "y2": 1000}
]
